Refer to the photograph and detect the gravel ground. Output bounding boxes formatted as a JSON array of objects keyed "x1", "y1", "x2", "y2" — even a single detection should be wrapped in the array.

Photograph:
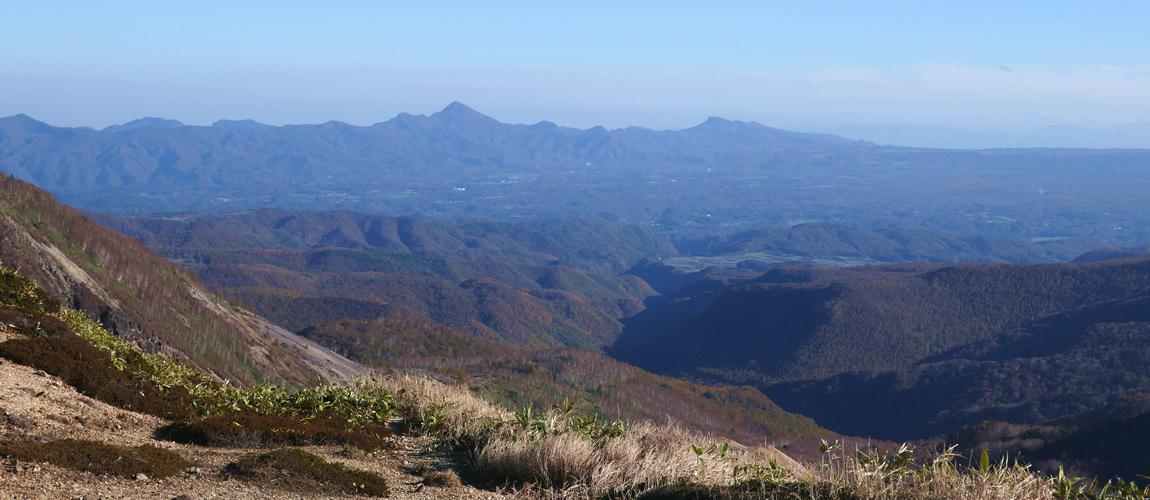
[{"x1": 0, "y1": 351, "x2": 512, "y2": 500}]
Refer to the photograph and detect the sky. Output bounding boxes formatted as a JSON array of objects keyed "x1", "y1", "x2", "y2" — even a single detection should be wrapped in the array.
[{"x1": 2, "y1": 1, "x2": 1149, "y2": 133}]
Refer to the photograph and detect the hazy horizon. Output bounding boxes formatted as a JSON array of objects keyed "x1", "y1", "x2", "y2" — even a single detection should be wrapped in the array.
[
  {"x1": 9, "y1": 100, "x2": 1150, "y2": 150},
  {"x1": 3, "y1": 1, "x2": 1149, "y2": 143}
]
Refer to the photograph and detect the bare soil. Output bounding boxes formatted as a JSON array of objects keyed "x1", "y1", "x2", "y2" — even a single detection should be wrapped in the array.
[{"x1": 0, "y1": 352, "x2": 510, "y2": 500}]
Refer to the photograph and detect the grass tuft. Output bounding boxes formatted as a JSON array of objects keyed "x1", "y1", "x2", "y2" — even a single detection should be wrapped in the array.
[{"x1": 422, "y1": 469, "x2": 462, "y2": 487}]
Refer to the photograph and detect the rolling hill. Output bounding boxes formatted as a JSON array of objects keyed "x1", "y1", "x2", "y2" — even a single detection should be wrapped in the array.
[
  {"x1": 87, "y1": 209, "x2": 668, "y2": 349},
  {"x1": 1072, "y1": 245, "x2": 1150, "y2": 263},
  {"x1": 85, "y1": 208, "x2": 676, "y2": 276}
]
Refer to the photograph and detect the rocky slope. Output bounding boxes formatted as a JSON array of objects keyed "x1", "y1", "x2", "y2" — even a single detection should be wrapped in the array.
[{"x1": 0, "y1": 175, "x2": 361, "y2": 386}]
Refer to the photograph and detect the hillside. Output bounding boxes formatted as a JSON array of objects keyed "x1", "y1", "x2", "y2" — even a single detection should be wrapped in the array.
[
  {"x1": 85, "y1": 209, "x2": 677, "y2": 276},
  {"x1": 1027, "y1": 410, "x2": 1150, "y2": 481},
  {"x1": 763, "y1": 294, "x2": 1150, "y2": 441},
  {"x1": 0, "y1": 175, "x2": 361, "y2": 386},
  {"x1": 615, "y1": 259, "x2": 1150, "y2": 384},
  {"x1": 88, "y1": 209, "x2": 665, "y2": 349},
  {"x1": 296, "y1": 316, "x2": 831, "y2": 444}
]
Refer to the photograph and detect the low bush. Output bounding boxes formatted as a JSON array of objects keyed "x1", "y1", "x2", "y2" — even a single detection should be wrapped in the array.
[
  {"x1": 0, "y1": 307, "x2": 72, "y2": 338},
  {"x1": 224, "y1": 448, "x2": 388, "y2": 497},
  {"x1": 200, "y1": 382, "x2": 394, "y2": 430},
  {"x1": 0, "y1": 335, "x2": 193, "y2": 420},
  {"x1": 155, "y1": 412, "x2": 390, "y2": 451},
  {"x1": 0, "y1": 439, "x2": 189, "y2": 478},
  {"x1": 0, "y1": 269, "x2": 60, "y2": 314}
]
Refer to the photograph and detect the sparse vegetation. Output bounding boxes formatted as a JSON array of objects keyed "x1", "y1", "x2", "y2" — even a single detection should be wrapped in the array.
[
  {"x1": 0, "y1": 266, "x2": 393, "y2": 447},
  {"x1": 372, "y1": 374, "x2": 1150, "y2": 499},
  {"x1": 421, "y1": 468, "x2": 462, "y2": 487},
  {"x1": 300, "y1": 316, "x2": 829, "y2": 443}
]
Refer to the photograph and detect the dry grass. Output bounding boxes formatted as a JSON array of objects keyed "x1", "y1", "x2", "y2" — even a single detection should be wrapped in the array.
[
  {"x1": 367, "y1": 374, "x2": 1150, "y2": 500},
  {"x1": 477, "y1": 421, "x2": 749, "y2": 497},
  {"x1": 422, "y1": 469, "x2": 463, "y2": 487},
  {"x1": 370, "y1": 374, "x2": 781, "y2": 496},
  {"x1": 375, "y1": 373, "x2": 508, "y2": 448}
]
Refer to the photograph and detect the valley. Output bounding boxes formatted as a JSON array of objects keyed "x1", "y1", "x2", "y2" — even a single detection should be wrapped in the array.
[
  {"x1": 2, "y1": 110, "x2": 1150, "y2": 496},
  {"x1": 73, "y1": 198, "x2": 1150, "y2": 484},
  {"x1": 10, "y1": 3, "x2": 1150, "y2": 498}
]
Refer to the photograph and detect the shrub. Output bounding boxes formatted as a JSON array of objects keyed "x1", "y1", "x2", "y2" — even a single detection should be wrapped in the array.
[
  {"x1": 0, "y1": 335, "x2": 193, "y2": 420},
  {"x1": 0, "y1": 307, "x2": 72, "y2": 338},
  {"x1": 199, "y1": 382, "x2": 394, "y2": 430},
  {"x1": 0, "y1": 269, "x2": 60, "y2": 313},
  {"x1": 0, "y1": 439, "x2": 189, "y2": 478},
  {"x1": 224, "y1": 448, "x2": 388, "y2": 497},
  {"x1": 156, "y1": 412, "x2": 390, "y2": 451}
]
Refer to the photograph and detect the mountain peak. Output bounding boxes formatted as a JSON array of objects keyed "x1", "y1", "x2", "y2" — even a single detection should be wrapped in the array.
[
  {"x1": 0, "y1": 114, "x2": 55, "y2": 136},
  {"x1": 212, "y1": 119, "x2": 276, "y2": 131},
  {"x1": 695, "y1": 116, "x2": 741, "y2": 130},
  {"x1": 0, "y1": 114, "x2": 46, "y2": 127},
  {"x1": 430, "y1": 102, "x2": 499, "y2": 126},
  {"x1": 102, "y1": 117, "x2": 185, "y2": 134},
  {"x1": 441, "y1": 101, "x2": 474, "y2": 114}
]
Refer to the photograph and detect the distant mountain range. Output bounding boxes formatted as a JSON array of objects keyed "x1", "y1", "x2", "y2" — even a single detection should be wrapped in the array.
[
  {"x1": 4, "y1": 103, "x2": 1150, "y2": 250},
  {"x1": 0, "y1": 102, "x2": 863, "y2": 194}
]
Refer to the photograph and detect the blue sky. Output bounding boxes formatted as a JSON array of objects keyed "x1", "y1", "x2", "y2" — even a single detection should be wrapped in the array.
[{"x1": 2, "y1": 1, "x2": 1148, "y2": 131}]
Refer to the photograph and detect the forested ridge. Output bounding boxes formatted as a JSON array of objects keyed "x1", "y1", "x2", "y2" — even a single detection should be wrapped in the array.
[
  {"x1": 765, "y1": 295, "x2": 1150, "y2": 440},
  {"x1": 617, "y1": 259, "x2": 1150, "y2": 383},
  {"x1": 88, "y1": 209, "x2": 669, "y2": 350}
]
